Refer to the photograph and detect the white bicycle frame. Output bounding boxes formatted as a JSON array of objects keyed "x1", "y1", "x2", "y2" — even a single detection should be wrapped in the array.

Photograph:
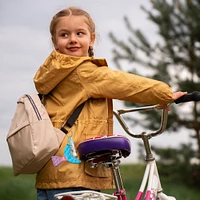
[
  {"x1": 55, "y1": 105, "x2": 176, "y2": 200},
  {"x1": 136, "y1": 160, "x2": 175, "y2": 200},
  {"x1": 114, "y1": 105, "x2": 176, "y2": 200}
]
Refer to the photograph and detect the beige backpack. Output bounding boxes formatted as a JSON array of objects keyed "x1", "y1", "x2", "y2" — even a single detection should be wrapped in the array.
[{"x1": 6, "y1": 94, "x2": 84, "y2": 176}]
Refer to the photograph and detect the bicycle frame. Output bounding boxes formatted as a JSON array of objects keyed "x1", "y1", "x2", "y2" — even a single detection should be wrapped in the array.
[
  {"x1": 114, "y1": 105, "x2": 176, "y2": 200},
  {"x1": 135, "y1": 159, "x2": 175, "y2": 200}
]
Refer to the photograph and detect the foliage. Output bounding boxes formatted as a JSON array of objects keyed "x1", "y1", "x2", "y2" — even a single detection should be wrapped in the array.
[
  {"x1": 1, "y1": 166, "x2": 200, "y2": 200},
  {"x1": 109, "y1": 0, "x2": 200, "y2": 160}
]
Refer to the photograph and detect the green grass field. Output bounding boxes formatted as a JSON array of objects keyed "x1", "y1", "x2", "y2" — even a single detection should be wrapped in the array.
[{"x1": 0, "y1": 164, "x2": 200, "y2": 200}]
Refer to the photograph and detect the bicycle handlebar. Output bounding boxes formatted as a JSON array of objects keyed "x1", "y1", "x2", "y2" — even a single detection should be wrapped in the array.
[{"x1": 114, "y1": 91, "x2": 200, "y2": 139}]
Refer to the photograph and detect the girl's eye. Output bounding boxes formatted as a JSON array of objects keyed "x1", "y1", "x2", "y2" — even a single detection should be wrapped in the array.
[
  {"x1": 61, "y1": 33, "x2": 68, "y2": 37},
  {"x1": 77, "y1": 32, "x2": 84, "y2": 36}
]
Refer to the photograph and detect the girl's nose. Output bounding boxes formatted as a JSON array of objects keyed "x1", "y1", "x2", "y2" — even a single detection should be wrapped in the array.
[{"x1": 69, "y1": 34, "x2": 77, "y2": 43}]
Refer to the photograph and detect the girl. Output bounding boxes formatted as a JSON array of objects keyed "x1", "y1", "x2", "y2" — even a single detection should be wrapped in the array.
[{"x1": 34, "y1": 6, "x2": 186, "y2": 200}]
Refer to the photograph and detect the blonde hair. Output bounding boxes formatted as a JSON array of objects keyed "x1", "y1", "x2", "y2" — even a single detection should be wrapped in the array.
[{"x1": 50, "y1": 7, "x2": 95, "y2": 57}]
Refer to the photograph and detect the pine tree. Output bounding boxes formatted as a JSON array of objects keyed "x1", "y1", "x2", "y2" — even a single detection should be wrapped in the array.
[{"x1": 109, "y1": 0, "x2": 200, "y2": 159}]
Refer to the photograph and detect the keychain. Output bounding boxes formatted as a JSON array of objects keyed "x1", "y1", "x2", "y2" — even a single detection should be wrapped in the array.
[
  {"x1": 68, "y1": 136, "x2": 77, "y2": 157},
  {"x1": 51, "y1": 132, "x2": 81, "y2": 167}
]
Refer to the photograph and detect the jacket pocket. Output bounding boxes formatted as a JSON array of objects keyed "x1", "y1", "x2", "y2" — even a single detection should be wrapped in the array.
[{"x1": 84, "y1": 161, "x2": 111, "y2": 178}]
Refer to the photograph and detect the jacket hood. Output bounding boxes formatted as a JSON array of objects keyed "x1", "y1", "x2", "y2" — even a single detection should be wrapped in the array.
[{"x1": 34, "y1": 50, "x2": 94, "y2": 94}]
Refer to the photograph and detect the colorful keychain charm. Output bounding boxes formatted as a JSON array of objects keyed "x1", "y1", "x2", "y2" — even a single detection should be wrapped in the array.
[{"x1": 52, "y1": 136, "x2": 81, "y2": 167}]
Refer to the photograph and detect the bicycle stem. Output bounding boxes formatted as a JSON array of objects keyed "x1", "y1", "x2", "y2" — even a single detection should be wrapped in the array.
[{"x1": 142, "y1": 134, "x2": 154, "y2": 161}]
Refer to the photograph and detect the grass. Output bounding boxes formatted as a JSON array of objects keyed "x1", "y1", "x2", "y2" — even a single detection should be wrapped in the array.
[
  {"x1": 1, "y1": 164, "x2": 200, "y2": 200},
  {"x1": 0, "y1": 166, "x2": 36, "y2": 200}
]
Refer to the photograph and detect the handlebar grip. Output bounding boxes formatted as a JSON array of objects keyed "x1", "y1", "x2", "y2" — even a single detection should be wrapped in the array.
[{"x1": 174, "y1": 91, "x2": 200, "y2": 104}]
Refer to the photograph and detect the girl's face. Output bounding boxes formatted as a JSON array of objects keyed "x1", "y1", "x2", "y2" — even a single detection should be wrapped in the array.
[{"x1": 52, "y1": 15, "x2": 95, "y2": 57}]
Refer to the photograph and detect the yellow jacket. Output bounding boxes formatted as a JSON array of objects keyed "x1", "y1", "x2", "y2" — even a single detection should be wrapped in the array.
[{"x1": 34, "y1": 50, "x2": 172, "y2": 190}]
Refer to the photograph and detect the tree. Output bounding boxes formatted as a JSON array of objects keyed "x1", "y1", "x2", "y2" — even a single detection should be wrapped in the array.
[{"x1": 109, "y1": 0, "x2": 200, "y2": 159}]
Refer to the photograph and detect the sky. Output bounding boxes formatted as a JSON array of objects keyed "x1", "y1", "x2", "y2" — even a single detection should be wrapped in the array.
[{"x1": 0, "y1": 0, "x2": 192, "y2": 166}]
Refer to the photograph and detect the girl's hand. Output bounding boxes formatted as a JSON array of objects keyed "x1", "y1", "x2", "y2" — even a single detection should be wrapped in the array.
[
  {"x1": 172, "y1": 91, "x2": 187, "y2": 101},
  {"x1": 157, "y1": 91, "x2": 188, "y2": 111}
]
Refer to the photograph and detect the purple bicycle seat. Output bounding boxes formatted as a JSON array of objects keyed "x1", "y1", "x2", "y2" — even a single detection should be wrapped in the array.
[{"x1": 78, "y1": 135, "x2": 131, "y2": 161}]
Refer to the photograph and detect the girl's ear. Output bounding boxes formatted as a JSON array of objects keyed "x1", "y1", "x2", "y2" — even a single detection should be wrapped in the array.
[
  {"x1": 90, "y1": 33, "x2": 96, "y2": 46},
  {"x1": 51, "y1": 37, "x2": 58, "y2": 50}
]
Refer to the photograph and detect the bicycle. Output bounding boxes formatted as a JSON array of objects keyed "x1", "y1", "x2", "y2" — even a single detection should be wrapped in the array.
[{"x1": 54, "y1": 91, "x2": 200, "y2": 200}]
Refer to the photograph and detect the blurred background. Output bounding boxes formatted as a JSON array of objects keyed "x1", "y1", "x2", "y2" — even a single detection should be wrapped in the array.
[
  {"x1": 1, "y1": 0, "x2": 200, "y2": 199},
  {"x1": 0, "y1": 0, "x2": 193, "y2": 166}
]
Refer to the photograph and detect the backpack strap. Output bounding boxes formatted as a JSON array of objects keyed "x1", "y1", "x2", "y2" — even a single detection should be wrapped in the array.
[
  {"x1": 61, "y1": 102, "x2": 85, "y2": 134},
  {"x1": 38, "y1": 94, "x2": 85, "y2": 135}
]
